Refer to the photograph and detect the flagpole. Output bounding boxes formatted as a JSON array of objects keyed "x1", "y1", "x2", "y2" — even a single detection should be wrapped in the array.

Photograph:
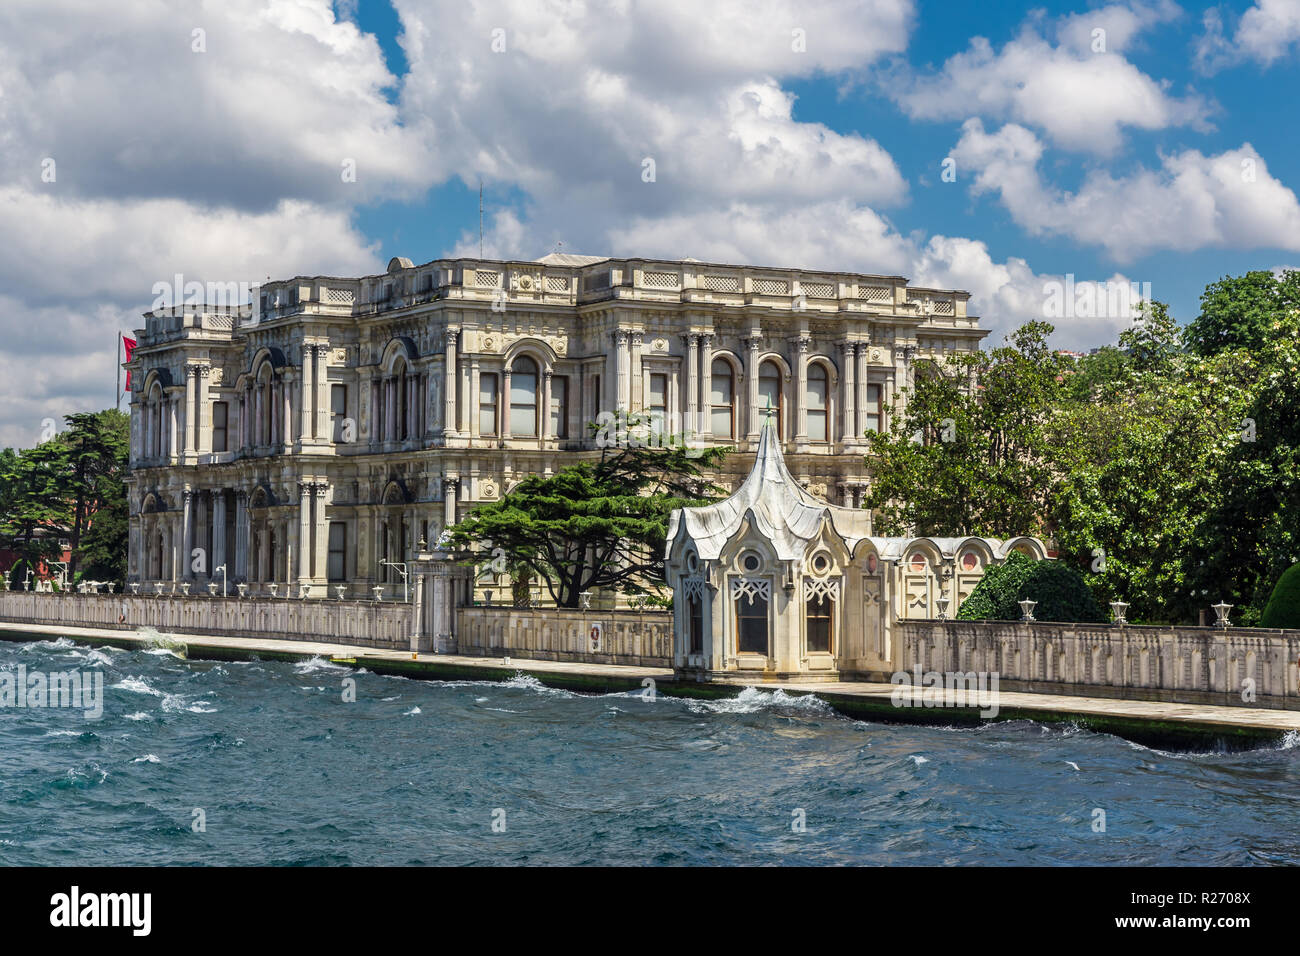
[{"x1": 116, "y1": 331, "x2": 121, "y2": 411}]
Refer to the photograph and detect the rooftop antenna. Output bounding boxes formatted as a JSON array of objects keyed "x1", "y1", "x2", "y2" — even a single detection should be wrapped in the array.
[{"x1": 478, "y1": 179, "x2": 484, "y2": 260}]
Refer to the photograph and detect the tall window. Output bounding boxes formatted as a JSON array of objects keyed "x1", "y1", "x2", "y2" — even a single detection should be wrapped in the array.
[
  {"x1": 211, "y1": 401, "x2": 228, "y2": 453},
  {"x1": 551, "y1": 376, "x2": 568, "y2": 439},
  {"x1": 331, "y1": 384, "x2": 347, "y2": 442},
  {"x1": 759, "y1": 361, "x2": 782, "y2": 433},
  {"x1": 736, "y1": 590, "x2": 769, "y2": 655},
  {"x1": 648, "y1": 373, "x2": 667, "y2": 433},
  {"x1": 864, "y1": 383, "x2": 882, "y2": 433},
  {"x1": 327, "y1": 522, "x2": 346, "y2": 581},
  {"x1": 479, "y1": 373, "x2": 499, "y2": 436},
  {"x1": 510, "y1": 356, "x2": 538, "y2": 437},
  {"x1": 806, "y1": 594, "x2": 833, "y2": 653},
  {"x1": 710, "y1": 359, "x2": 734, "y2": 438},
  {"x1": 396, "y1": 365, "x2": 408, "y2": 441},
  {"x1": 688, "y1": 594, "x2": 704, "y2": 655},
  {"x1": 806, "y1": 364, "x2": 828, "y2": 442}
]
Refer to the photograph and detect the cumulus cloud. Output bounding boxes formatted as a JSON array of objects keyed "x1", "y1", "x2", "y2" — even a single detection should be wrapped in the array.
[
  {"x1": 952, "y1": 119, "x2": 1300, "y2": 261},
  {"x1": 1197, "y1": 0, "x2": 1300, "y2": 72},
  {"x1": 893, "y1": 1, "x2": 1210, "y2": 154}
]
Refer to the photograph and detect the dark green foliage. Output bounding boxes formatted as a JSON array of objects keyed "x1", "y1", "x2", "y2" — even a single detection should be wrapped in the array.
[
  {"x1": 1260, "y1": 564, "x2": 1300, "y2": 629},
  {"x1": 957, "y1": 552, "x2": 1107, "y2": 623}
]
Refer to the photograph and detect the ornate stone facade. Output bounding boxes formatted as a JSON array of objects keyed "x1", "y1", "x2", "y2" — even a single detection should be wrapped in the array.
[{"x1": 125, "y1": 253, "x2": 989, "y2": 598}]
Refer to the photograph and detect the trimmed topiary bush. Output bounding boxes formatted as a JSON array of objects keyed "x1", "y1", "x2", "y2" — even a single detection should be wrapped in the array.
[
  {"x1": 1261, "y1": 563, "x2": 1300, "y2": 628},
  {"x1": 956, "y1": 552, "x2": 1107, "y2": 623}
]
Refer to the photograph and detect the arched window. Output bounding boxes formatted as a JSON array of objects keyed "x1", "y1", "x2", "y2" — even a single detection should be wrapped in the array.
[
  {"x1": 759, "y1": 361, "x2": 782, "y2": 434},
  {"x1": 806, "y1": 363, "x2": 829, "y2": 442},
  {"x1": 710, "y1": 359, "x2": 734, "y2": 438},
  {"x1": 510, "y1": 356, "x2": 538, "y2": 437}
]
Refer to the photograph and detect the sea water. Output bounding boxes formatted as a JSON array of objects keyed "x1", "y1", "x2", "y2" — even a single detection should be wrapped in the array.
[{"x1": 1, "y1": 637, "x2": 1297, "y2": 866}]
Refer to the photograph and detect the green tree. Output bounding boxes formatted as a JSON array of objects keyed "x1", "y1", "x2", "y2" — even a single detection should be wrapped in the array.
[
  {"x1": 956, "y1": 551, "x2": 1107, "y2": 623},
  {"x1": 448, "y1": 417, "x2": 728, "y2": 607},
  {"x1": 0, "y1": 438, "x2": 69, "y2": 579},
  {"x1": 1184, "y1": 269, "x2": 1300, "y2": 357},
  {"x1": 863, "y1": 321, "x2": 1066, "y2": 538},
  {"x1": 60, "y1": 409, "x2": 129, "y2": 581}
]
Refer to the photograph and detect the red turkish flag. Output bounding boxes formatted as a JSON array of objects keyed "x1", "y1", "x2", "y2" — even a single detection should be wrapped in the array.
[{"x1": 123, "y1": 334, "x2": 137, "y2": 390}]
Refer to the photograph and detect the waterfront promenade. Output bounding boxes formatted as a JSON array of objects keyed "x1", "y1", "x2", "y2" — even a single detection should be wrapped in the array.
[{"x1": 3, "y1": 620, "x2": 1298, "y2": 750}]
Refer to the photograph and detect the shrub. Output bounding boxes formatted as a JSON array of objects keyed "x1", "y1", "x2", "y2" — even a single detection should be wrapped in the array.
[
  {"x1": 956, "y1": 552, "x2": 1107, "y2": 623},
  {"x1": 1260, "y1": 563, "x2": 1300, "y2": 628}
]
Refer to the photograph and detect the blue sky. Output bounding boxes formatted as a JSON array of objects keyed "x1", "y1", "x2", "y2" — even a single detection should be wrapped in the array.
[
  {"x1": 0, "y1": 0, "x2": 1297, "y2": 445},
  {"x1": 345, "y1": 0, "x2": 1300, "y2": 331}
]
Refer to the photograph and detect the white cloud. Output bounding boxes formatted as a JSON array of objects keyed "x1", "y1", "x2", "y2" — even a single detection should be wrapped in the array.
[
  {"x1": 894, "y1": 1, "x2": 1209, "y2": 154},
  {"x1": 952, "y1": 119, "x2": 1300, "y2": 261},
  {"x1": 1197, "y1": 0, "x2": 1300, "y2": 72}
]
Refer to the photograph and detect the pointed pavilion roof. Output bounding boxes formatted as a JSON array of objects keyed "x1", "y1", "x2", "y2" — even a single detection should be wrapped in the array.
[{"x1": 666, "y1": 418, "x2": 873, "y2": 562}]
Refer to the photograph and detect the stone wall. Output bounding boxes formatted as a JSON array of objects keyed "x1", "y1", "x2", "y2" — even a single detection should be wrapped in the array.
[
  {"x1": 455, "y1": 606, "x2": 672, "y2": 667},
  {"x1": 0, "y1": 591, "x2": 413, "y2": 650},
  {"x1": 891, "y1": 620, "x2": 1300, "y2": 709}
]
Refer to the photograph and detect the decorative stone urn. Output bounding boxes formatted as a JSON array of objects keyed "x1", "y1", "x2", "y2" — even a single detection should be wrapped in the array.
[
  {"x1": 180, "y1": 582, "x2": 190, "y2": 596},
  {"x1": 335, "y1": 585, "x2": 346, "y2": 601},
  {"x1": 237, "y1": 583, "x2": 248, "y2": 599},
  {"x1": 130, "y1": 583, "x2": 140, "y2": 596},
  {"x1": 268, "y1": 583, "x2": 278, "y2": 599},
  {"x1": 207, "y1": 582, "x2": 218, "y2": 597},
  {"x1": 373, "y1": 586, "x2": 384, "y2": 602},
  {"x1": 579, "y1": 591, "x2": 592, "y2": 610},
  {"x1": 299, "y1": 584, "x2": 311, "y2": 600},
  {"x1": 154, "y1": 582, "x2": 165, "y2": 597}
]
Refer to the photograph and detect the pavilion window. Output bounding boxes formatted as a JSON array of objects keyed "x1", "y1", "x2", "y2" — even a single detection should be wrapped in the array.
[
  {"x1": 510, "y1": 356, "x2": 538, "y2": 437},
  {"x1": 806, "y1": 593, "x2": 833, "y2": 653},
  {"x1": 864, "y1": 383, "x2": 882, "y2": 433},
  {"x1": 759, "y1": 361, "x2": 782, "y2": 434},
  {"x1": 479, "y1": 373, "x2": 499, "y2": 436},
  {"x1": 211, "y1": 401, "x2": 228, "y2": 453},
  {"x1": 736, "y1": 590, "x2": 769, "y2": 655},
  {"x1": 710, "y1": 359, "x2": 734, "y2": 438},
  {"x1": 688, "y1": 594, "x2": 704, "y2": 655},
  {"x1": 806, "y1": 364, "x2": 828, "y2": 442},
  {"x1": 551, "y1": 376, "x2": 569, "y2": 439}
]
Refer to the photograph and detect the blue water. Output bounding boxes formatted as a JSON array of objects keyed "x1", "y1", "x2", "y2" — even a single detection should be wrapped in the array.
[{"x1": 1, "y1": 637, "x2": 1298, "y2": 866}]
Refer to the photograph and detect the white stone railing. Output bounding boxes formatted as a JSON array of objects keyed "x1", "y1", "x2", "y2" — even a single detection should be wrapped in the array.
[
  {"x1": 455, "y1": 606, "x2": 672, "y2": 666},
  {"x1": 893, "y1": 620, "x2": 1300, "y2": 708},
  {"x1": 0, "y1": 591, "x2": 413, "y2": 650}
]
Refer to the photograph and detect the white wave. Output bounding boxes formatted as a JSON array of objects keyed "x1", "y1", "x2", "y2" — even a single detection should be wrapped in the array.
[
  {"x1": 142, "y1": 647, "x2": 185, "y2": 659},
  {"x1": 910, "y1": 755, "x2": 929, "y2": 766},
  {"x1": 293, "y1": 656, "x2": 350, "y2": 676},
  {"x1": 403, "y1": 706, "x2": 421, "y2": 716},
  {"x1": 1065, "y1": 761, "x2": 1081, "y2": 771},
  {"x1": 1280, "y1": 730, "x2": 1299, "y2": 750},
  {"x1": 683, "y1": 686, "x2": 834, "y2": 716},
  {"x1": 111, "y1": 677, "x2": 163, "y2": 697},
  {"x1": 122, "y1": 712, "x2": 152, "y2": 722},
  {"x1": 131, "y1": 754, "x2": 160, "y2": 764}
]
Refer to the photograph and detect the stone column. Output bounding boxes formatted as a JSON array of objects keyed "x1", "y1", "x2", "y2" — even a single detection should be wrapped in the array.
[
  {"x1": 542, "y1": 368, "x2": 553, "y2": 441},
  {"x1": 298, "y1": 483, "x2": 312, "y2": 586},
  {"x1": 197, "y1": 366, "x2": 211, "y2": 455},
  {"x1": 184, "y1": 366, "x2": 197, "y2": 455},
  {"x1": 684, "y1": 333, "x2": 699, "y2": 434},
  {"x1": 234, "y1": 491, "x2": 249, "y2": 580},
  {"x1": 501, "y1": 367, "x2": 513, "y2": 440},
  {"x1": 794, "y1": 336, "x2": 810, "y2": 447},
  {"x1": 443, "y1": 329, "x2": 459, "y2": 437},
  {"x1": 699, "y1": 333, "x2": 713, "y2": 439},
  {"x1": 744, "y1": 334, "x2": 761, "y2": 442},
  {"x1": 614, "y1": 330, "x2": 630, "y2": 411},
  {"x1": 313, "y1": 484, "x2": 329, "y2": 589},
  {"x1": 315, "y1": 344, "x2": 330, "y2": 442},
  {"x1": 856, "y1": 344, "x2": 869, "y2": 441},
  {"x1": 630, "y1": 332, "x2": 644, "y2": 411},
  {"x1": 212, "y1": 491, "x2": 226, "y2": 587},
  {"x1": 458, "y1": 356, "x2": 471, "y2": 435},
  {"x1": 299, "y1": 344, "x2": 314, "y2": 441},
  {"x1": 384, "y1": 378, "x2": 396, "y2": 443},
  {"x1": 282, "y1": 375, "x2": 294, "y2": 451},
  {"x1": 181, "y1": 489, "x2": 194, "y2": 580},
  {"x1": 840, "y1": 341, "x2": 856, "y2": 443},
  {"x1": 443, "y1": 477, "x2": 458, "y2": 529}
]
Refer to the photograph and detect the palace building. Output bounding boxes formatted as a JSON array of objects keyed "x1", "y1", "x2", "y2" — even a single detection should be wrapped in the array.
[{"x1": 124, "y1": 253, "x2": 989, "y2": 600}]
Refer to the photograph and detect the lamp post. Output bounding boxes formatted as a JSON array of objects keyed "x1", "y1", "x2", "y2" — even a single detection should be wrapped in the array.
[
  {"x1": 1211, "y1": 601, "x2": 1233, "y2": 628},
  {"x1": 379, "y1": 560, "x2": 409, "y2": 602},
  {"x1": 1110, "y1": 600, "x2": 1129, "y2": 626},
  {"x1": 214, "y1": 564, "x2": 227, "y2": 597},
  {"x1": 1018, "y1": 599, "x2": 1037, "y2": 622},
  {"x1": 936, "y1": 596, "x2": 950, "y2": 621}
]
